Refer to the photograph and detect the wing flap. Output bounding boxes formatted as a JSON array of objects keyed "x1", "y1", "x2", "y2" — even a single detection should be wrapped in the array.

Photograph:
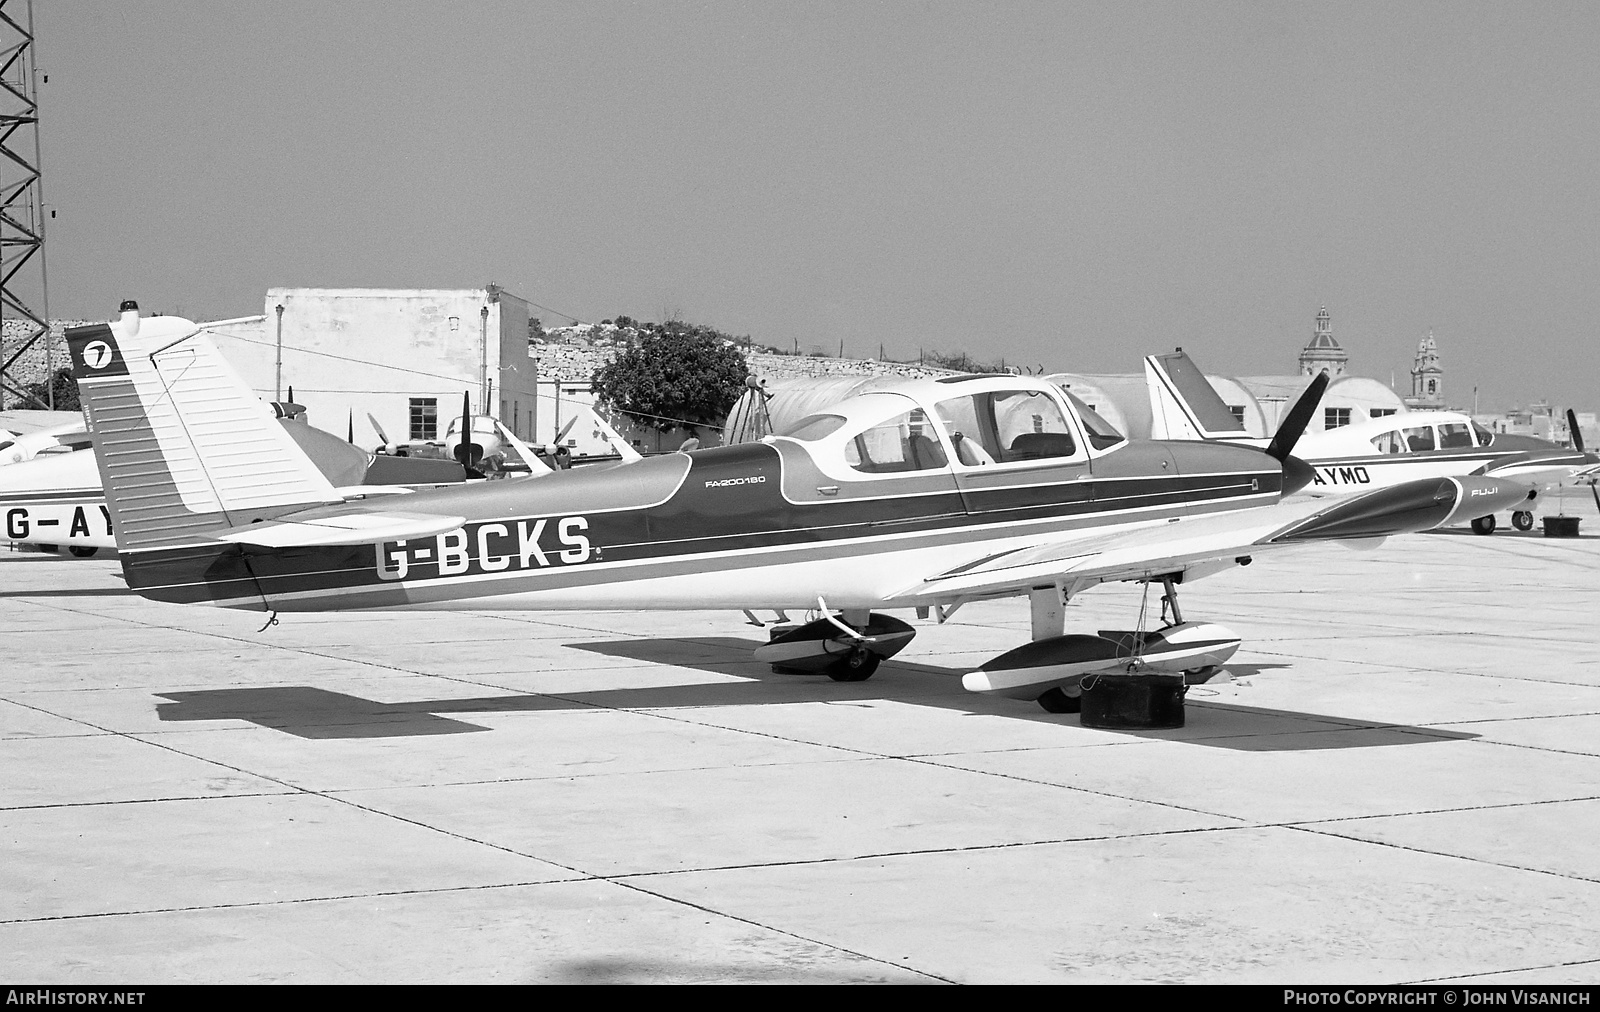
[{"x1": 216, "y1": 510, "x2": 466, "y2": 548}]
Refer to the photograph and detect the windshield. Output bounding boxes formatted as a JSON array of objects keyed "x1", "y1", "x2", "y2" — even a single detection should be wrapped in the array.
[
  {"x1": 779, "y1": 413, "x2": 847, "y2": 441},
  {"x1": 1064, "y1": 392, "x2": 1126, "y2": 449}
]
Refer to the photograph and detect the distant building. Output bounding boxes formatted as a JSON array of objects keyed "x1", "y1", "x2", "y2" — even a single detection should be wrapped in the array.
[
  {"x1": 1298, "y1": 306, "x2": 1348, "y2": 377},
  {"x1": 1404, "y1": 330, "x2": 1445, "y2": 410},
  {"x1": 207, "y1": 286, "x2": 538, "y2": 445}
]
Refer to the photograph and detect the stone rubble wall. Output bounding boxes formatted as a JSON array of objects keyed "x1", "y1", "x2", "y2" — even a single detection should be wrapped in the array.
[
  {"x1": 2, "y1": 321, "x2": 95, "y2": 387},
  {"x1": 530, "y1": 341, "x2": 958, "y2": 385}
]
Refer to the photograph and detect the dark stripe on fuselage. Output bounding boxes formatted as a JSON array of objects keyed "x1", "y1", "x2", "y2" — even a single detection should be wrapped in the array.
[{"x1": 120, "y1": 442, "x2": 1280, "y2": 608}]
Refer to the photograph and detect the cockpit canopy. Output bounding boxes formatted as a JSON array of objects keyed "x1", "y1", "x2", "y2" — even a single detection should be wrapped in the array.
[
  {"x1": 775, "y1": 376, "x2": 1125, "y2": 477},
  {"x1": 1368, "y1": 418, "x2": 1494, "y2": 455}
]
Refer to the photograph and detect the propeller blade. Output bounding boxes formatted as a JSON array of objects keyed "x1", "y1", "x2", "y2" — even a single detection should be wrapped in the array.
[
  {"x1": 454, "y1": 392, "x2": 485, "y2": 477},
  {"x1": 1568, "y1": 408, "x2": 1585, "y2": 454},
  {"x1": 367, "y1": 413, "x2": 391, "y2": 446},
  {"x1": 1265, "y1": 371, "x2": 1330, "y2": 462},
  {"x1": 287, "y1": 385, "x2": 294, "y2": 403},
  {"x1": 347, "y1": 409, "x2": 354, "y2": 445},
  {"x1": 555, "y1": 415, "x2": 580, "y2": 444}
]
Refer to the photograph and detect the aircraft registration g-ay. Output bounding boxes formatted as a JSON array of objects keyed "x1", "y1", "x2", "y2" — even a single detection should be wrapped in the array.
[
  {"x1": 67, "y1": 306, "x2": 1529, "y2": 712},
  {"x1": 1145, "y1": 349, "x2": 1597, "y2": 534}
]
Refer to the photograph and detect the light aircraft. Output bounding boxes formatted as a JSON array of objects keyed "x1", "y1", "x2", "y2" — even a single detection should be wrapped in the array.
[
  {"x1": 1145, "y1": 349, "x2": 1597, "y2": 534},
  {"x1": 0, "y1": 417, "x2": 92, "y2": 465},
  {"x1": 1, "y1": 392, "x2": 466, "y2": 556},
  {"x1": 65, "y1": 305, "x2": 1528, "y2": 713}
]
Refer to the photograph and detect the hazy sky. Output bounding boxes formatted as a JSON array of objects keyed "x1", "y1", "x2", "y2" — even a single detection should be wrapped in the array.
[{"x1": 35, "y1": 1, "x2": 1600, "y2": 411}]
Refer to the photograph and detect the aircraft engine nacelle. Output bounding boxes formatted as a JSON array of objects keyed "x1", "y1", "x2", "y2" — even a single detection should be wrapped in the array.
[
  {"x1": 753, "y1": 613, "x2": 916, "y2": 681},
  {"x1": 962, "y1": 622, "x2": 1242, "y2": 701}
]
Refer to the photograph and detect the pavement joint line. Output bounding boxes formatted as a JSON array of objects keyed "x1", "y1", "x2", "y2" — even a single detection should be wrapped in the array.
[
  {"x1": 0, "y1": 879, "x2": 592, "y2": 927},
  {"x1": 0, "y1": 790, "x2": 299, "y2": 813},
  {"x1": 1408, "y1": 955, "x2": 1600, "y2": 984},
  {"x1": 1281, "y1": 822, "x2": 1600, "y2": 887},
  {"x1": 607, "y1": 822, "x2": 1258, "y2": 882},
  {"x1": 1285, "y1": 793, "x2": 1600, "y2": 827}
]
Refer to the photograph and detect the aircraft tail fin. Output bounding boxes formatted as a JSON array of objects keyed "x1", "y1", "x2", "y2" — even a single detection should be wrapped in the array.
[
  {"x1": 1145, "y1": 349, "x2": 1251, "y2": 441},
  {"x1": 66, "y1": 303, "x2": 340, "y2": 551}
]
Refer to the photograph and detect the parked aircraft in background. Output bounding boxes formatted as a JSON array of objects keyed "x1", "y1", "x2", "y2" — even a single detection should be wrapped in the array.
[
  {"x1": 0, "y1": 418, "x2": 91, "y2": 466},
  {"x1": 370, "y1": 395, "x2": 640, "y2": 475},
  {"x1": 1145, "y1": 349, "x2": 1596, "y2": 533},
  {"x1": 1, "y1": 394, "x2": 465, "y2": 556},
  {"x1": 65, "y1": 305, "x2": 1528, "y2": 713}
]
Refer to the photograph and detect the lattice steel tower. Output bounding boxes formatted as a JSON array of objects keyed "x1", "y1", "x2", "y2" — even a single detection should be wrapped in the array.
[{"x1": 0, "y1": 0, "x2": 48, "y2": 410}]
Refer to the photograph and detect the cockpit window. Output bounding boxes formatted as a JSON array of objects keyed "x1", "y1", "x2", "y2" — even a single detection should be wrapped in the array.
[
  {"x1": 779, "y1": 413, "x2": 847, "y2": 441},
  {"x1": 935, "y1": 389, "x2": 1086, "y2": 466},
  {"x1": 1471, "y1": 421, "x2": 1495, "y2": 447},
  {"x1": 842, "y1": 408, "x2": 947, "y2": 474},
  {"x1": 1064, "y1": 393, "x2": 1126, "y2": 450},
  {"x1": 1403, "y1": 425, "x2": 1435, "y2": 452},
  {"x1": 992, "y1": 390, "x2": 1076, "y2": 460},
  {"x1": 1371, "y1": 430, "x2": 1406, "y2": 454},
  {"x1": 1438, "y1": 422, "x2": 1473, "y2": 449}
]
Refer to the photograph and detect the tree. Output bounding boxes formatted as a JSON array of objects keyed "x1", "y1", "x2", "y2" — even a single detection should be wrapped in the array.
[
  {"x1": 591, "y1": 322, "x2": 748, "y2": 430},
  {"x1": 21, "y1": 368, "x2": 78, "y2": 411}
]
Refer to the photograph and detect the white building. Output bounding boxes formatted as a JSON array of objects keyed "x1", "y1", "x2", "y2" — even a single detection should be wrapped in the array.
[{"x1": 207, "y1": 287, "x2": 537, "y2": 447}]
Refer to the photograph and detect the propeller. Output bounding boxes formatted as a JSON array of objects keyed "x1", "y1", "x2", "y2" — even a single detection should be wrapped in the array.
[
  {"x1": 1262, "y1": 371, "x2": 1329, "y2": 496},
  {"x1": 1575, "y1": 408, "x2": 1600, "y2": 515},
  {"x1": 367, "y1": 413, "x2": 392, "y2": 447},
  {"x1": 1265, "y1": 371, "x2": 1329, "y2": 462},
  {"x1": 347, "y1": 409, "x2": 354, "y2": 445},
  {"x1": 454, "y1": 391, "x2": 486, "y2": 478}
]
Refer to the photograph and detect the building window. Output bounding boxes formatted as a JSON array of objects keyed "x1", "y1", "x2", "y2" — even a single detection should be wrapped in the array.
[
  {"x1": 1325, "y1": 407, "x2": 1351, "y2": 429},
  {"x1": 409, "y1": 398, "x2": 438, "y2": 441},
  {"x1": 1427, "y1": 379, "x2": 1437, "y2": 395},
  {"x1": 1370, "y1": 408, "x2": 1397, "y2": 418},
  {"x1": 1228, "y1": 405, "x2": 1245, "y2": 425}
]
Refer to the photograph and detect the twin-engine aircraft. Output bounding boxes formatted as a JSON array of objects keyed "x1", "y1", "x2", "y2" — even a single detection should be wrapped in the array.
[
  {"x1": 1145, "y1": 349, "x2": 1596, "y2": 533},
  {"x1": 66, "y1": 306, "x2": 1528, "y2": 712}
]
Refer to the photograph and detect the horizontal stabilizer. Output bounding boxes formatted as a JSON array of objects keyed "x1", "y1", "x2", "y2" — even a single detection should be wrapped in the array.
[{"x1": 215, "y1": 510, "x2": 467, "y2": 548}]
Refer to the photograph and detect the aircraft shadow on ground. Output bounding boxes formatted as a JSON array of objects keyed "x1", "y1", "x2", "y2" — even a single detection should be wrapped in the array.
[
  {"x1": 153, "y1": 636, "x2": 1478, "y2": 751},
  {"x1": 0, "y1": 587, "x2": 131, "y2": 598}
]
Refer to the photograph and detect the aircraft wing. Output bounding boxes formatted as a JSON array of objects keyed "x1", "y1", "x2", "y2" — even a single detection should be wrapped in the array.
[
  {"x1": 213, "y1": 510, "x2": 466, "y2": 548},
  {"x1": 889, "y1": 475, "x2": 1528, "y2": 603}
]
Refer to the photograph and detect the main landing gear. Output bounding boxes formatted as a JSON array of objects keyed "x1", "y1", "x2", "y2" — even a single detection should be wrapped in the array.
[
  {"x1": 752, "y1": 605, "x2": 916, "y2": 682},
  {"x1": 962, "y1": 577, "x2": 1242, "y2": 728},
  {"x1": 1474, "y1": 511, "x2": 1537, "y2": 535}
]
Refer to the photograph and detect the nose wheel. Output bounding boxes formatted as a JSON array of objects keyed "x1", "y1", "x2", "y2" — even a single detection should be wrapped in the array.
[{"x1": 1471, "y1": 515, "x2": 1497, "y2": 535}]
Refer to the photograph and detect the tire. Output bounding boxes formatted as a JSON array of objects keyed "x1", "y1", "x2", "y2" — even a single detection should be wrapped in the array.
[
  {"x1": 67, "y1": 545, "x2": 99, "y2": 558},
  {"x1": 1512, "y1": 511, "x2": 1535, "y2": 531},
  {"x1": 1037, "y1": 686, "x2": 1082, "y2": 713},
  {"x1": 826, "y1": 648, "x2": 880, "y2": 682},
  {"x1": 1470, "y1": 515, "x2": 1497, "y2": 535}
]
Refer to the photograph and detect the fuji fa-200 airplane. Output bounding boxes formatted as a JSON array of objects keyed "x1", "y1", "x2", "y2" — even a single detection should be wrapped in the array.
[
  {"x1": 67, "y1": 307, "x2": 1528, "y2": 714},
  {"x1": 1145, "y1": 349, "x2": 1596, "y2": 534}
]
